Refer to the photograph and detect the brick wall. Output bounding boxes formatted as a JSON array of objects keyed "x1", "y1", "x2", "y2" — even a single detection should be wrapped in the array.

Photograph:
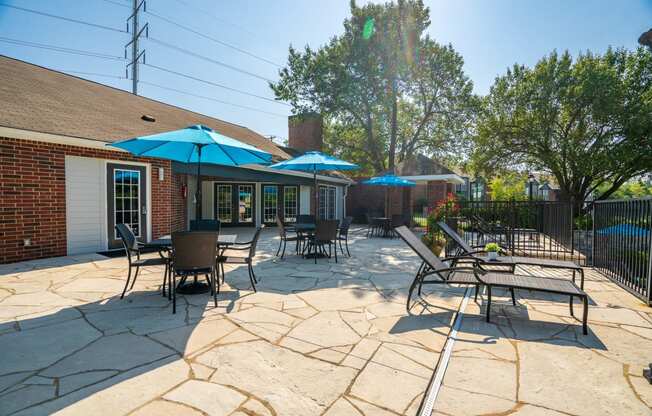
[
  {"x1": 0, "y1": 137, "x2": 172, "y2": 264},
  {"x1": 288, "y1": 113, "x2": 322, "y2": 152}
]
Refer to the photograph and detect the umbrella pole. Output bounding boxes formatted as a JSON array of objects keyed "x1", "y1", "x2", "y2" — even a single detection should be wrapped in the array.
[
  {"x1": 195, "y1": 145, "x2": 203, "y2": 220},
  {"x1": 314, "y1": 166, "x2": 318, "y2": 220}
]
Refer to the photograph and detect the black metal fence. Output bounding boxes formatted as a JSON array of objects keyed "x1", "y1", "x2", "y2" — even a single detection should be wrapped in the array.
[
  {"x1": 451, "y1": 200, "x2": 587, "y2": 265},
  {"x1": 593, "y1": 198, "x2": 652, "y2": 304}
]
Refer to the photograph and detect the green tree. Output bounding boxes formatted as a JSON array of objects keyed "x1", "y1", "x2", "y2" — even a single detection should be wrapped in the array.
[
  {"x1": 488, "y1": 173, "x2": 528, "y2": 201},
  {"x1": 472, "y1": 48, "x2": 652, "y2": 209},
  {"x1": 271, "y1": 0, "x2": 475, "y2": 172}
]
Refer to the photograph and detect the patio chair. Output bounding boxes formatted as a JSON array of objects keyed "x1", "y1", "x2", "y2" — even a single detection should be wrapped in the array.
[
  {"x1": 365, "y1": 213, "x2": 381, "y2": 238},
  {"x1": 115, "y1": 224, "x2": 169, "y2": 299},
  {"x1": 437, "y1": 221, "x2": 585, "y2": 289},
  {"x1": 307, "y1": 220, "x2": 339, "y2": 264},
  {"x1": 275, "y1": 215, "x2": 302, "y2": 259},
  {"x1": 169, "y1": 231, "x2": 219, "y2": 314},
  {"x1": 394, "y1": 226, "x2": 589, "y2": 335},
  {"x1": 217, "y1": 226, "x2": 264, "y2": 292},
  {"x1": 190, "y1": 219, "x2": 221, "y2": 232},
  {"x1": 337, "y1": 216, "x2": 354, "y2": 257},
  {"x1": 296, "y1": 214, "x2": 316, "y2": 224}
]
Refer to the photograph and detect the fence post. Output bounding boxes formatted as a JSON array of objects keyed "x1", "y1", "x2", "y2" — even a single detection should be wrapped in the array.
[
  {"x1": 570, "y1": 198, "x2": 575, "y2": 260},
  {"x1": 647, "y1": 206, "x2": 652, "y2": 306},
  {"x1": 591, "y1": 202, "x2": 596, "y2": 268}
]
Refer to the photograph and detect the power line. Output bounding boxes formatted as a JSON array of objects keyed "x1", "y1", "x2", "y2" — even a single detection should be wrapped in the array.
[
  {"x1": 97, "y1": 0, "x2": 130, "y2": 8},
  {"x1": 168, "y1": 0, "x2": 258, "y2": 39},
  {"x1": 0, "y1": 36, "x2": 125, "y2": 61},
  {"x1": 145, "y1": 9, "x2": 282, "y2": 68},
  {"x1": 140, "y1": 80, "x2": 287, "y2": 118},
  {"x1": 143, "y1": 62, "x2": 289, "y2": 106},
  {"x1": 147, "y1": 37, "x2": 273, "y2": 83},
  {"x1": 0, "y1": 3, "x2": 127, "y2": 34}
]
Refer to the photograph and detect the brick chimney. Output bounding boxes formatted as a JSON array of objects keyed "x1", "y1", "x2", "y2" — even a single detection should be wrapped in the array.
[{"x1": 288, "y1": 113, "x2": 323, "y2": 152}]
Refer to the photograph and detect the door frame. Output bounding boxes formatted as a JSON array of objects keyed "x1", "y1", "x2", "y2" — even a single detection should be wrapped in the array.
[
  {"x1": 260, "y1": 184, "x2": 301, "y2": 225},
  {"x1": 105, "y1": 162, "x2": 150, "y2": 249},
  {"x1": 213, "y1": 182, "x2": 257, "y2": 227}
]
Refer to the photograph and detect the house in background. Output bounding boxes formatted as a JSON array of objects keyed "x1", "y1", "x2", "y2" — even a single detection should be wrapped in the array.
[
  {"x1": 0, "y1": 56, "x2": 351, "y2": 264},
  {"x1": 347, "y1": 154, "x2": 464, "y2": 220}
]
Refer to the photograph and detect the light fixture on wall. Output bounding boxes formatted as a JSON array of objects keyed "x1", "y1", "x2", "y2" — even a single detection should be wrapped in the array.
[{"x1": 158, "y1": 167, "x2": 164, "y2": 181}]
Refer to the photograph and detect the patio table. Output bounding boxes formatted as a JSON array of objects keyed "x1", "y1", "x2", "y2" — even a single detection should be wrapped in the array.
[{"x1": 148, "y1": 234, "x2": 237, "y2": 294}]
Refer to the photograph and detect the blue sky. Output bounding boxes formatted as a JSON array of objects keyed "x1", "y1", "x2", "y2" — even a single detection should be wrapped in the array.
[{"x1": 0, "y1": 0, "x2": 650, "y2": 143}]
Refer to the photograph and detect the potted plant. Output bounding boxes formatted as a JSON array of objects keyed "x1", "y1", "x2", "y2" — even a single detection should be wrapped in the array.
[
  {"x1": 422, "y1": 232, "x2": 447, "y2": 256},
  {"x1": 485, "y1": 242, "x2": 500, "y2": 261}
]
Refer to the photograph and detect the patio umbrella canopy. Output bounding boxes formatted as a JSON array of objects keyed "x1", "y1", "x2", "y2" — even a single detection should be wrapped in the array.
[
  {"x1": 269, "y1": 151, "x2": 359, "y2": 219},
  {"x1": 108, "y1": 125, "x2": 272, "y2": 219},
  {"x1": 362, "y1": 174, "x2": 416, "y2": 217}
]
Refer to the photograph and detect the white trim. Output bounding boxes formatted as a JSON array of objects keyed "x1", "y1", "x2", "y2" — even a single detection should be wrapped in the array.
[
  {"x1": 0, "y1": 126, "x2": 125, "y2": 151},
  {"x1": 399, "y1": 174, "x2": 465, "y2": 185}
]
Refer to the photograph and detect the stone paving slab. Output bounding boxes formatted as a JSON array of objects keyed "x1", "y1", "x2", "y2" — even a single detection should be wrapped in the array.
[
  {"x1": 1, "y1": 228, "x2": 650, "y2": 416},
  {"x1": 0, "y1": 228, "x2": 453, "y2": 416}
]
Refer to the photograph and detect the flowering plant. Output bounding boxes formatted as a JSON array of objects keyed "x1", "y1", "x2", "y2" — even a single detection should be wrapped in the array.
[{"x1": 426, "y1": 193, "x2": 459, "y2": 233}]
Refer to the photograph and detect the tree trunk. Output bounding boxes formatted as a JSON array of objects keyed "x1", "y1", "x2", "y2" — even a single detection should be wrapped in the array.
[{"x1": 388, "y1": 82, "x2": 398, "y2": 172}]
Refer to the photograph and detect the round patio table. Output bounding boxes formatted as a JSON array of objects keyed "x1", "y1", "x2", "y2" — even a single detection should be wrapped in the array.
[{"x1": 148, "y1": 234, "x2": 237, "y2": 294}]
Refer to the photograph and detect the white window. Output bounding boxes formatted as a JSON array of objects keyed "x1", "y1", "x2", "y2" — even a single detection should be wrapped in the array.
[
  {"x1": 283, "y1": 186, "x2": 298, "y2": 222},
  {"x1": 263, "y1": 185, "x2": 278, "y2": 223},
  {"x1": 238, "y1": 185, "x2": 254, "y2": 223},
  {"x1": 216, "y1": 185, "x2": 232, "y2": 223},
  {"x1": 114, "y1": 169, "x2": 141, "y2": 237},
  {"x1": 318, "y1": 185, "x2": 337, "y2": 220}
]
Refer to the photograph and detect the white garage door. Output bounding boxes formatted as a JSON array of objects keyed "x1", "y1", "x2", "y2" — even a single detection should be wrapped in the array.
[{"x1": 65, "y1": 156, "x2": 105, "y2": 254}]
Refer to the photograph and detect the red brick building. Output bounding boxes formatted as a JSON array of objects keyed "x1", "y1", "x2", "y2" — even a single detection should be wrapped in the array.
[
  {"x1": 347, "y1": 155, "x2": 463, "y2": 221},
  {"x1": 0, "y1": 57, "x2": 351, "y2": 264}
]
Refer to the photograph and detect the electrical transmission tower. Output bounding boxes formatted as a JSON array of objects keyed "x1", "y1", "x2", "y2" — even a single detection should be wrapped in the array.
[{"x1": 125, "y1": 0, "x2": 148, "y2": 94}]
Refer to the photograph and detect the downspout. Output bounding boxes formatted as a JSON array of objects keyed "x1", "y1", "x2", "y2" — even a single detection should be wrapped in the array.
[{"x1": 343, "y1": 183, "x2": 350, "y2": 220}]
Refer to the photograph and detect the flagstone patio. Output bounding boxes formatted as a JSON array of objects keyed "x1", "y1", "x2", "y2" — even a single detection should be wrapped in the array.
[{"x1": 0, "y1": 227, "x2": 650, "y2": 416}]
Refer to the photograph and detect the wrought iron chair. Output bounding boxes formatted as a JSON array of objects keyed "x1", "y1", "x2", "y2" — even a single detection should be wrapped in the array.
[
  {"x1": 217, "y1": 227, "x2": 264, "y2": 292},
  {"x1": 275, "y1": 215, "x2": 302, "y2": 259},
  {"x1": 169, "y1": 231, "x2": 219, "y2": 314},
  {"x1": 337, "y1": 216, "x2": 354, "y2": 257},
  {"x1": 115, "y1": 224, "x2": 169, "y2": 299},
  {"x1": 307, "y1": 220, "x2": 339, "y2": 264}
]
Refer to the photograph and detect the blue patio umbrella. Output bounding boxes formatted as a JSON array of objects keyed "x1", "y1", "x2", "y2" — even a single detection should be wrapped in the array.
[
  {"x1": 107, "y1": 125, "x2": 272, "y2": 219},
  {"x1": 362, "y1": 174, "x2": 416, "y2": 217},
  {"x1": 269, "y1": 151, "x2": 359, "y2": 218}
]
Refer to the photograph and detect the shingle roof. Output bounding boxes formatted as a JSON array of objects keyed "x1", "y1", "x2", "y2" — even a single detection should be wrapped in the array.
[
  {"x1": 0, "y1": 55, "x2": 290, "y2": 159},
  {"x1": 391, "y1": 154, "x2": 456, "y2": 176}
]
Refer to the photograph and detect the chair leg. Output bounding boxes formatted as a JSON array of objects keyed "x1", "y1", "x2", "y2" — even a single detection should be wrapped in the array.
[
  {"x1": 276, "y1": 238, "x2": 282, "y2": 256},
  {"x1": 129, "y1": 266, "x2": 140, "y2": 291},
  {"x1": 579, "y1": 268, "x2": 585, "y2": 290},
  {"x1": 569, "y1": 295, "x2": 574, "y2": 317},
  {"x1": 121, "y1": 264, "x2": 132, "y2": 299},
  {"x1": 248, "y1": 264, "x2": 257, "y2": 292},
  {"x1": 406, "y1": 271, "x2": 422, "y2": 313},
  {"x1": 582, "y1": 295, "x2": 588, "y2": 335},
  {"x1": 281, "y1": 239, "x2": 287, "y2": 259},
  {"x1": 345, "y1": 237, "x2": 350, "y2": 257},
  {"x1": 161, "y1": 263, "x2": 167, "y2": 297},
  {"x1": 167, "y1": 266, "x2": 172, "y2": 301},
  {"x1": 509, "y1": 288, "x2": 516, "y2": 306},
  {"x1": 212, "y1": 269, "x2": 218, "y2": 308},
  {"x1": 334, "y1": 241, "x2": 338, "y2": 263},
  {"x1": 172, "y1": 272, "x2": 176, "y2": 314},
  {"x1": 486, "y1": 286, "x2": 492, "y2": 322},
  {"x1": 474, "y1": 284, "x2": 479, "y2": 302}
]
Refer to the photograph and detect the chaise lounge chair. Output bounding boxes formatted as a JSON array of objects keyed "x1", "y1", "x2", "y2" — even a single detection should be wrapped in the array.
[
  {"x1": 394, "y1": 226, "x2": 589, "y2": 335},
  {"x1": 437, "y1": 221, "x2": 585, "y2": 289}
]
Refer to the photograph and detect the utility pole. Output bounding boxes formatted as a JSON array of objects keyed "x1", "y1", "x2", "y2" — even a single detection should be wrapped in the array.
[{"x1": 125, "y1": 0, "x2": 148, "y2": 94}]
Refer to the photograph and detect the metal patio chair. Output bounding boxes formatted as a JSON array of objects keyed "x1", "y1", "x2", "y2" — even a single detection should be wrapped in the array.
[
  {"x1": 190, "y1": 219, "x2": 221, "y2": 232},
  {"x1": 337, "y1": 216, "x2": 354, "y2": 257},
  {"x1": 275, "y1": 215, "x2": 302, "y2": 259},
  {"x1": 394, "y1": 225, "x2": 589, "y2": 335},
  {"x1": 169, "y1": 231, "x2": 219, "y2": 314},
  {"x1": 217, "y1": 227, "x2": 264, "y2": 292},
  {"x1": 307, "y1": 220, "x2": 339, "y2": 264},
  {"x1": 437, "y1": 221, "x2": 585, "y2": 289},
  {"x1": 115, "y1": 224, "x2": 169, "y2": 299}
]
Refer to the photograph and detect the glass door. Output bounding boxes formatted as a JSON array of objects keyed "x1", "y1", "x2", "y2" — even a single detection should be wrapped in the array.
[
  {"x1": 107, "y1": 163, "x2": 147, "y2": 249},
  {"x1": 238, "y1": 184, "x2": 254, "y2": 224},
  {"x1": 283, "y1": 186, "x2": 298, "y2": 223},
  {"x1": 318, "y1": 185, "x2": 337, "y2": 220},
  {"x1": 263, "y1": 185, "x2": 278, "y2": 223},
  {"x1": 215, "y1": 184, "x2": 233, "y2": 224}
]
